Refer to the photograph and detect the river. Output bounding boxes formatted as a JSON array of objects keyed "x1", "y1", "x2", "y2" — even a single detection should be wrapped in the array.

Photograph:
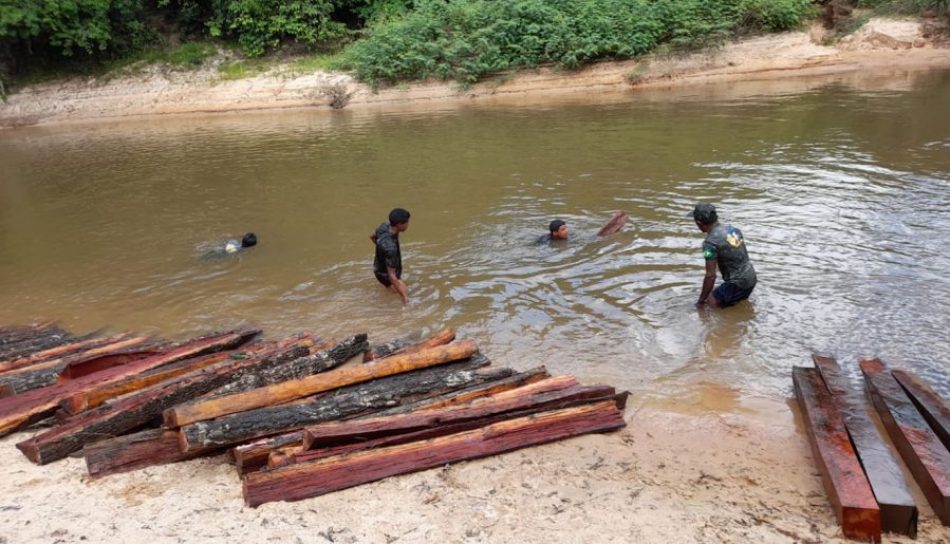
[{"x1": 1, "y1": 68, "x2": 948, "y2": 410}]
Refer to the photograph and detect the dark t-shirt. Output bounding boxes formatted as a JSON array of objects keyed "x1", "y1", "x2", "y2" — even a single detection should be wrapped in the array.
[
  {"x1": 703, "y1": 223, "x2": 757, "y2": 289},
  {"x1": 373, "y1": 223, "x2": 402, "y2": 281}
]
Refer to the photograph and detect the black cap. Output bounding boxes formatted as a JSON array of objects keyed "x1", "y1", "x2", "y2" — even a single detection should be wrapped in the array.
[{"x1": 688, "y1": 204, "x2": 718, "y2": 225}]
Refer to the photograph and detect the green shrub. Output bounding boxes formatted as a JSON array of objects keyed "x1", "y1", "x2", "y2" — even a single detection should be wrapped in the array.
[{"x1": 208, "y1": 0, "x2": 349, "y2": 56}]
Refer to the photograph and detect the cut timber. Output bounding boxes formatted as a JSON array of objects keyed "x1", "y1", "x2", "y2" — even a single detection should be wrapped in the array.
[
  {"x1": 0, "y1": 329, "x2": 259, "y2": 438},
  {"x1": 793, "y1": 367, "x2": 881, "y2": 542},
  {"x1": 892, "y1": 369, "x2": 950, "y2": 453},
  {"x1": 362, "y1": 337, "x2": 412, "y2": 363},
  {"x1": 232, "y1": 431, "x2": 304, "y2": 475},
  {"x1": 0, "y1": 335, "x2": 126, "y2": 375},
  {"x1": 178, "y1": 356, "x2": 499, "y2": 451},
  {"x1": 411, "y1": 367, "x2": 550, "y2": 412},
  {"x1": 243, "y1": 400, "x2": 626, "y2": 506},
  {"x1": 58, "y1": 351, "x2": 235, "y2": 415},
  {"x1": 364, "y1": 328, "x2": 455, "y2": 363},
  {"x1": 862, "y1": 358, "x2": 950, "y2": 525},
  {"x1": 16, "y1": 343, "x2": 307, "y2": 464},
  {"x1": 813, "y1": 354, "x2": 917, "y2": 537},
  {"x1": 165, "y1": 340, "x2": 477, "y2": 428},
  {"x1": 597, "y1": 210, "x2": 629, "y2": 237},
  {"x1": 83, "y1": 428, "x2": 218, "y2": 478},
  {"x1": 0, "y1": 325, "x2": 74, "y2": 359}
]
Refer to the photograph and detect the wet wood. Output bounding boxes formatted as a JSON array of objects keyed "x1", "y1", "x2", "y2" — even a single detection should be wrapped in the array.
[
  {"x1": 243, "y1": 401, "x2": 626, "y2": 506},
  {"x1": 165, "y1": 340, "x2": 478, "y2": 428},
  {"x1": 813, "y1": 354, "x2": 917, "y2": 537},
  {"x1": 0, "y1": 335, "x2": 127, "y2": 376},
  {"x1": 178, "y1": 356, "x2": 499, "y2": 451},
  {"x1": 364, "y1": 328, "x2": 456, "y2": 363},
  {"x1": 597, "y1": 210, "x2": 629, "y2": 237},
  {"x1": 793, "y1": 367, "x2": 881, "y2": 542},
  {"x1": 861, "y1": 358, "x2": 950, "y2": 525},
  {"x1": 0, "y1": 329, "x2": 259, "y2": 438},
  {"x1": 0, "y1": 325, "x2": 74, "y2": 359},
  {"x1": 83, "y1": 428, "x2": 219, "y2": 478},
  {"x1": 892, "y1": 369, "x2": 950, "y2": 453},
  {"x1": 16, "y1": 343, "x2": 307, "y2": 464}
]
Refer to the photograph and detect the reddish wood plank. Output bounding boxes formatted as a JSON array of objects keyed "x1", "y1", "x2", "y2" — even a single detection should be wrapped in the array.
[
  {"x1": 862, "y1": 358, "x2": 950, "y2": 525},
  {"x1": 83, "y1": 429, "x2": 217, "y2": 478},
  {"x1": 793, "y1": 367, "x2": 881, "y2": 542},
  {"x1": 813, "y1": 355, "x2": 917, "y2": 537},
  {"x1": 892, "y1": 369, "x2": 950, "y2": 453}
]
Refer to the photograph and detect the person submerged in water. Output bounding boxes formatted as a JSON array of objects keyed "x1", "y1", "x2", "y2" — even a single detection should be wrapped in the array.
[
  {"x1": 204, "y1": 232, "x2": 257, "y2": 258},
  {"x1": 371, "y1": 208, "x2": 410, "y2": 304},
  {"x1": 541, "y1": 211, "x2": 628, "y2": 243},
  {"x1": 690, "y1": 203, "x2": 757, "y2": 308}
]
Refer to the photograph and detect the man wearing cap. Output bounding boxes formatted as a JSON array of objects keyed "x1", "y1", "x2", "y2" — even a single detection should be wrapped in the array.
[
  {"x1": 690, "y1": 204, "x2": 756, "y2": 308},
  {"x1": 370, "y1": 208, "x2": 411, "y2": 304}
]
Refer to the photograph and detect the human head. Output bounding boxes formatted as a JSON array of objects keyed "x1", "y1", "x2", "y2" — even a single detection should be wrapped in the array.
[
  {"x1": 241, "y1": 232, "x2": 258, "y2": 248},
  {"x1": 690, "y1": 204, "x2": 718, "y2": 232},
  {"x1": 549, "y1": 219, "x2": 568, "y2": 240},
  {"x1": 389, "y1": 208, "x2": 411, "y2": 232}
]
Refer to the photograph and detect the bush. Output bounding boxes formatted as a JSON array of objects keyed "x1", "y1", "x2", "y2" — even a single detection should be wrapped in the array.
[{"x1": 208, "y1": 0, "x2": 350, "y2": 56}]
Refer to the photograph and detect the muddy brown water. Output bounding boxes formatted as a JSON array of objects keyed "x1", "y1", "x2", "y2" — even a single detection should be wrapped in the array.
[{"x1": 1, "y1": 69, "x2": 948, "y2": 409}]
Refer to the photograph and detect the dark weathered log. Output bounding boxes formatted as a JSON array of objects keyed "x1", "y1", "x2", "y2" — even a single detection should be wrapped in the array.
[
  {"x1": 302, "y1": 376, "x2": 591, "y2": 448},
  {"x1": 243, "y1": 400, "x2": 626, "y2": 506},
  {"x1": 194, "y1": 334, "x2": 368, "y2": 401},
  {"x1": 597, "y1": 210, "x2": 629, "y2": 237},
  {"x1": 16, "y1": 342, "x2": 307, "y2": 464},
  {"x1": 793, "y1": 367, "x2": 881, "y2": 542},
  {"x1": 862, "y1": 358, "x2": 950, "y2": 525},
  {"x1": 406, "y1": 367, "x2": 550, "y2": 412},
  {"x1": 892, "y1": 369, "x2": 950, "y2": 454},
  {"x1": 0, "y1": 329, "x2": 260, "y2": 438},
  {"x1": 166, "y1": 340, "x2": 477, "y2": 428},
  {"x1": 0, "y1": 325, "x2": 74, "y2": 359},
  {"x1": 363, "y1": 328, "x2": 455, "y2": 363},
  {"x1": 0, "y1": 335, "x2": 127, "y2": 376},
  {"x1": 83, "y1": 428, "x2": 221, "y2": 478},
  {"x1": 232, "y1": 431, "x2": 304, "y2": 475},
  {"x1": 813, "y1": 355, "x2": 917, "y2": 537},
  {"x1": 179, "y1": 356, "x2": 498, "y2": 451}
]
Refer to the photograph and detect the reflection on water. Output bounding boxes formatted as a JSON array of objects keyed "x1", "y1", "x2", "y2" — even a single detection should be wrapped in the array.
[{"x1": 1, "y1": 69, "x2": 949, "y2": 405}]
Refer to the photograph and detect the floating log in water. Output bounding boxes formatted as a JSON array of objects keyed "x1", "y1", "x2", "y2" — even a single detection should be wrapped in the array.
[
  {"x1": 363, "y1": 328, "x2": 455, "y2": 363},
  {"x1": 0, "y1": 329, "x2": 259, "y2": 438},
  {"x1": 0, "y1": 335, "x2": 127, "y2": 376},
  {"x1": 793, "y1": 367, "x2": 881, "y2": 542},
  {"x1": 243, "y1": 400, "x2": 626, "y2": 506},
  {"x1": 813, "y1": 354, "x2": 917, "y2": 537},
  {"x1": 597, "y1": 210, "x2": 629, "y2": 237},
  {"x1": 178, "y1": 356, "x2": 502, "y2": 451},
  {"x1": 83, "y1": 428, "x2": 219, "y2": 478},
  {"x1": 165, "y1": 340, "x2": 478, "y2": 428},
  {"x1": 862, "y1": 358, "x2": 950, "y2": 525},
  {"x1": 16, "y1": 342, "x2": 307, "y2": 464},
  {"x1": 892, "y1": 369, "x2": 950, "y2": 453}
]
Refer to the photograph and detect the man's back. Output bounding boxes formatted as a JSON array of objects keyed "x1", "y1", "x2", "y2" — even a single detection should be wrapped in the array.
[
  {"x1": 373, "y1": 222, "x2": 402, "y2": 281},
  {"x1": 704, "y1": 224, "x2": 756, "y2": 289}
]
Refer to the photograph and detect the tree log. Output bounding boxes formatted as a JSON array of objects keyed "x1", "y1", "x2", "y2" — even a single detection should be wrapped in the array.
[
  {"x1": 83, "y1": 428, "x2": 221, "y2": 478},
  {"x1": 0, "y1": 329, "x2": 259, "y2": 438},
  {"x1": 793, "y1": 367, "x2": 881, "y2": 542},
  {"x1": 232, "y1": 431, "x2": 304, "y2": 475},
  {"x1": 862, "y1": 358, "x2": 950, "y2": 525},
  {"x1": 0, "y1": 335, "x2": 128, "y2": 376},
  {"x1": 597, "y1": 210, "x2": 629, "y2": 237},
  {"x1": 243, "y1": 400, "x2": 626, "y2": 506},
  {"x1": 813, "y1": 355, "x2": 917, "y2": 537},
  {"x1": 16, "y1": 342, "x2": 308, "y2": 464},
  {"x1": 178, "y1": 356, "x2": 500, "y2": 451},
  {"x1": 892, "y1": 369, "x2": 950, "y2": 453},
  {"x1": 0, "y1": 325, "x2": 74, "y2": 359},
  {"x1": 165, "y1": 340, "x2": 477, "y2": 428},
  {"x1": 409, "y1": 367, "x2": 550, "y2": 412},
  {"x1": 364, "y1": 328, "x2": 456, "y2": 363}
]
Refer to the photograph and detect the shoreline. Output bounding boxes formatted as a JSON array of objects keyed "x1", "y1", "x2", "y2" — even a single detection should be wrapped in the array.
[{"x1": 2, "y1": 18, "x2": 949, "y2": 129}]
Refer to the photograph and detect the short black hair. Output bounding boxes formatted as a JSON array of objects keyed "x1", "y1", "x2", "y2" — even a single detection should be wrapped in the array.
[
  {"x1": 549, "y1": 219, "x2": 566, "y2": 233},
  {"x1": 691, "y1": 204, "x2": 718, "y2": 226},
  {"x1": 241, "y1": 233, "x2": 258, "y2": 247},
  {"x1": 389, "y1": 208, "x2": 411, "y2": 226}
]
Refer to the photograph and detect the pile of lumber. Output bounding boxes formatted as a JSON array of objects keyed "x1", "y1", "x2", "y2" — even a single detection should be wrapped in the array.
[
  {"x1": 0, "y1": 323, "x2": 627, "y2": 507},
  {"x1": 794, "y1": 354, "x2": 950, "y2": 542}
]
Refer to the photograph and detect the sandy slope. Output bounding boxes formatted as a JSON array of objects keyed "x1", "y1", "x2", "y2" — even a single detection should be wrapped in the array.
[{"x1": 1, "y1": 18, "x2": 948, "y2": 128}]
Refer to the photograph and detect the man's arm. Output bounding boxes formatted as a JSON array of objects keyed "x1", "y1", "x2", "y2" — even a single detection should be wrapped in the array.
[
  {"x1": 370, "y1": 231, "x2": 378, "y2": 244},
  {"x1": 697, "y1": 259, "x2": 718, "y2": 306},
  {"x1": 388, "y1": 267, "x2": 409, "y2": 304}
]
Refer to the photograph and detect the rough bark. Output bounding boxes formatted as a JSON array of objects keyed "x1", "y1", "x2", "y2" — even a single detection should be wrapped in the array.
[
  {"x1": 165, "y1": 340, "x2": 477, "y2": 428},
  {"x1": 0, "y1": 335, "x2": 127, "y2": 376},
  {"x1": 178, "y1": 356, "x2": 499, "y2": 451},
  {"x1": 16, "y1": 343, "x2": 308, "y2": 464},
  {"x1": 0, "y1": 325, "x2": 73, "y2": 359},
  {"x1": 232, "y1": 431, "x2": 305, "y2": 475},
  {"x1": 364, "y1": 328, "x2": 456, "y2": 362},
  {"x1": 243, "y1": 401, "x2": 626, "y2": 506},
  {"x1": 83, "y1": 428, "x2": 221, "y2": 478},
  {"x1": 793, "y1": 367, "x2": 881, "y2": 542}
]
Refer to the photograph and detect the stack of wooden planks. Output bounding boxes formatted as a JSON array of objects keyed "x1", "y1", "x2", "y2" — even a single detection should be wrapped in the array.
[
  {"x1": 0, "y1": 323, "x2": 627, "y2": 507},
  {"x1": 794, "y1": 353, "x2": 950, "y2": 542}
]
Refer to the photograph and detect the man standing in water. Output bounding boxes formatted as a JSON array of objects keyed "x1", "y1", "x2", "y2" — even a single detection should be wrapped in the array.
[
  {"x1": 691, "y1": 204, "x2": 757, "y2": 308},
  {"x1": 371, "y1": 208, "x2": 410, "y2": 304}
]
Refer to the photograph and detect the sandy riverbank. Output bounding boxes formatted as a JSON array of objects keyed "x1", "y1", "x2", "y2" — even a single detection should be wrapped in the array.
[{"x1": 1, "y1": 18, "x2": 949, "y2": 128}]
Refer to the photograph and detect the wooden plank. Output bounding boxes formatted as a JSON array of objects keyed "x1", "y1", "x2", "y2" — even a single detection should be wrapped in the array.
[
  {"x1": 813, "y1": 354, "x2": 917, "y2": 537},
  {"x1": 410, "y1": 367, "x2": 550, "y2": 412},
  {"x1": 0, "y1": 325, "x2": 74, "y2": 359},
  {"x1": 16, "y1": 343, "x2": 308, "y2": 464},
  {"x1": 178, "y1": 357, "x2": 499, "y2": 451},
  {"x1": 243, "y1": 400, "x2": 626, "y2": 506},
  {"x1": 83, "y1": 428, "x2": 218, "y2": 478},
  {"x1": 862, "y1": 358, "x2": 950, "y2": 525},
  {"x1": 892, "y1": 369, "x2": 950, "y2": 453},
  {"x1": 165, "y1": 340, "x2": 478, "y2": 428},
  {"x1": 597, "y1": 210, "x2": 629, "y2": 237},
  {"x1": 0, "y1": 329, "x2": 259, "y2": 438},
  {"x1": 0, "y1": 335, "x2": 127, "y2": 376},
  {"x1": 364, "y1": 328, "x2": 456, "y2": 363},
  {"x1": 232, "y1": 431, "x2": 305, "y2": 475},
  {"x1": 793, "y1": 367, "x2": 881, "y2": 542}
]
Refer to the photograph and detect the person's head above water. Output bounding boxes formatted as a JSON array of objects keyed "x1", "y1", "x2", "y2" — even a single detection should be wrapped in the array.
[
  {"x1": 549, "y1": 219, "x2": 568, "y2": 240},
  {"x1": 690, "y1": 203, "x2": 718, "y2": 233},
  {"x1": 241, "y1": 232, "x2": 258, "y2": 248},
  {"x1": 389, "y1": 208, "x2": 411, "y2": 233}
]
